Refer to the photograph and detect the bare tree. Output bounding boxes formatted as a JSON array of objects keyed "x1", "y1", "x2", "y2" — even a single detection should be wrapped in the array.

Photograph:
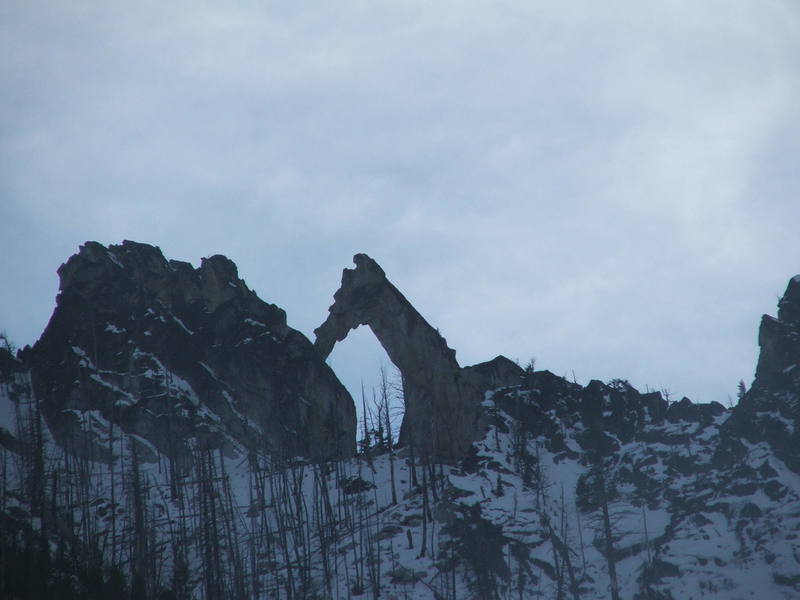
[{"x1": 378, "y1": 365, "x2": 398, "y2": 506}]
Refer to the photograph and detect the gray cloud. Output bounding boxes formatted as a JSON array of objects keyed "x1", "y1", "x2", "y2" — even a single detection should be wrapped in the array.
[{"x1": 2, "y1": 1, "x2": 800, "y2": 406}]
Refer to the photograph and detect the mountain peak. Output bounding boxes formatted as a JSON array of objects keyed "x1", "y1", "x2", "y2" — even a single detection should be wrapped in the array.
[
  {"x1": 31, "y1": 240, "x2": 355, "y2": 463},
  {"x1": 732, "y1": 274, "x2": 800, "y2": 472},
  {"x1": 56, "y1": 241, "x2": 253, "y2": 318}
]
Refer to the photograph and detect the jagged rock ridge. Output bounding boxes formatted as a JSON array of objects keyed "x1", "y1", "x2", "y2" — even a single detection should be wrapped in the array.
[
  {"x1": 1, "y1": 245, "x2": 800, "y2": 599},
  {"x1": 25, "y1": 240, "x2": 356, "y2": 463},
  {"x1": 731, "y1": 275, "x2": 800, "y2": 472}
]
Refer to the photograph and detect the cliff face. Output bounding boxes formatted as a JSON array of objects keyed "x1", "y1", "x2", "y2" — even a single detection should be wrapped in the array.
[
  {"x1": 26, "y1": 240, "x2": 356, "y2": 463},
  {"x1": 729, "y1": 275, "x2": 800, "y2": 471}
]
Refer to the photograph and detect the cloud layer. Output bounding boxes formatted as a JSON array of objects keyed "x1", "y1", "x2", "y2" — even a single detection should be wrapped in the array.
[{"x1": 2, "y1": 1, "x2": 800, "y2": 405}]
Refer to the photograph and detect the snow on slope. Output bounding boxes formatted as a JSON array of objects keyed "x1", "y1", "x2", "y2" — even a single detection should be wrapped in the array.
[{"x1": 2, "y1": 368, "x2": 800, "y2": 599}]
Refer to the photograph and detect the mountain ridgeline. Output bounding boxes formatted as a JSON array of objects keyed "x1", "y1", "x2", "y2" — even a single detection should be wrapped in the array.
[
  {"x1": 1, "y1": 241, "x2": 799, "y2": 600},
  {"x1": 26, "y1": 240, "x2": 356, "y2": 463}
]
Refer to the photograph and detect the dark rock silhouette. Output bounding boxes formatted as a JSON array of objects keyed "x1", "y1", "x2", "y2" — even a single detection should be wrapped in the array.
[
  {"x1": 731, "y1": 275, "x2": 800, "y2": 471},
  {"x1": 2, "y1": 244, "x2": 800, "y2": 599},
  {"x1": 27, "y1": 240, "x2": 355, "y2": 463},
  {"x1": 315, "y1": 253, "x2": 522, "y2": 460}
]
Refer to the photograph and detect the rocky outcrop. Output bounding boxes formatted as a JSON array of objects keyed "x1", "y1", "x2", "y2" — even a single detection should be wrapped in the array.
[
  {"x1": 730, "y1": 275, "x2": 800, "y2": 471},
  {"x1": 462, "y1": 355, "x2": 525, "y2": 392},
  {"x1": 27, "y1": 241, "x2": 356, "y2": 463},
  {"x1": 315, "y1": 253, "x2": 522, "y2": 460}
]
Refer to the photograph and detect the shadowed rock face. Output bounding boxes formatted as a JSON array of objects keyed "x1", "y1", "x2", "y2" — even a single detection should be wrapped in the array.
[
  {"x1": 315, "y1": 254, "x2": 522, "y2": 460},
  {"x1": 27, "y1": 241, "x2": 356, "y2": 464},
  {"x1": 730, "y1": 275, "x2": 800, "y2": 471}
]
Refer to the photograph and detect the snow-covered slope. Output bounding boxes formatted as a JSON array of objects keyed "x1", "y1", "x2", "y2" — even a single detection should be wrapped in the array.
[{"x1": 3, "y1": 361, "x2": 800, "y2": 599}]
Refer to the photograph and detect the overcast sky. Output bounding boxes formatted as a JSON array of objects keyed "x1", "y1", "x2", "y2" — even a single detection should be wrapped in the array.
[{"x1": 2, "y1": 1, "x2": 800, "y2": 408}]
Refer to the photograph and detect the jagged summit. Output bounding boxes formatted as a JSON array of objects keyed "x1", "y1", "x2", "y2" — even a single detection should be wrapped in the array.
[
  {"x1": 731, "y1": 274, "x2": 800, "y2": 471},
  {"x1": 26, "y1": 240, "x2": 356, "y2": 464},
  {"x1": 55, "y1": 240, "x2": 274, "y2": 322}
]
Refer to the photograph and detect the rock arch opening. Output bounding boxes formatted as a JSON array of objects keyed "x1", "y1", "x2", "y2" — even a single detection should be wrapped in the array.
[
  {"x1": 315, "y1": 254, "x2": 523, "y2": 460},
  {"x1": 324, "y1": 324, "x2": 404, "y2": 451}
]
